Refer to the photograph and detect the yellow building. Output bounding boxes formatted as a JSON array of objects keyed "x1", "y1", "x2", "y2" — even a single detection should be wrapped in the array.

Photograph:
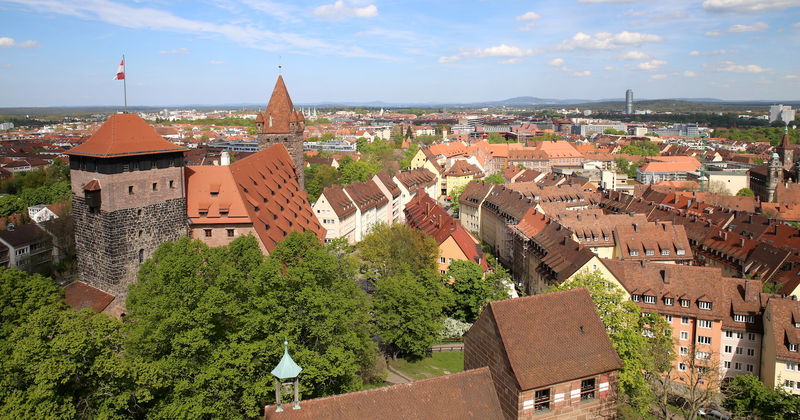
[
  {"x1": 444, "y1": 160, "x2": 483, "y2": 197},
  {"x1": 760, "y1": 296, "x2": 800, "y2": 394}
]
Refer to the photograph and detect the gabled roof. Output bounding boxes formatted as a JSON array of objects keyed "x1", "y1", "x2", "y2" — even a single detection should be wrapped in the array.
[
  {"x1": 185, "y1": 165, "x2": 252, "y2": 224},
  {"x1": 263, "y1": 367, "x2": 503, "y2": 420},
  {"x1": 476, "y1": 288, "x2": 622, "y2": 390},
  {"x1": 764, "y1": 296, "x2": 800, "y2": 362},
  {"x1": 64, "y1": 281, "x2": 115, "y2": 313},
  {"x1": 321, "y1": 185, "x2": 357, "y2": 219},
  {"x1": 228, "y1": 144, "x2": 325, "y2": 251},
  {"x1": 66, "y1": 114, "x2": 187, "y2": 158}
]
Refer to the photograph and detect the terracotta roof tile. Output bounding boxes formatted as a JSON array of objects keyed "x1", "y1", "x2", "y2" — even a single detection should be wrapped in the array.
[
  {"x1": 64, "y1": 281, "x2": 115, "y2": 313},
  {"x1": 66, "y1": 114, "x2": 187, "y2": 158},
  {"x1": 255, "y1": 76, "x2": 304, "y2": 134}
]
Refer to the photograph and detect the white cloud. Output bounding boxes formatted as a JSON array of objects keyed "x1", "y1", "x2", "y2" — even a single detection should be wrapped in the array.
[
  {"x1": 439, "y1": 44, "x2": 535, "y2": 63},
  {"x1": 0, "y1": 37, "x2": 39, "y2": 48},
  {"x1": 729, "y1": 22, "x2": 769, "y2": 32},
  {"x1": 651, "y1": 74, "x2": 668, "y2": 79},
  {"x1": 500, "y1": 58, "x2": 522, "y2": 65},
  {"x1": 703, "y1": 0, "x2": 800, "y2": 13},
  {"x1": 786, "y1": 75, "x2": 798, "y2": 79},
  {"x1": 313, "y1": 1, "x2": 378, "y2": 20},
  {"x1": 210, "y1": 60, "x2": 225, "y2": 65},
  {"x1": 636, "y1": 59, "x2": 667, "y2": 71},
  {"x1": 689, "y1": 49, "x2": 737, "y2": 56},
  {"x1": 239, "y1": 0, "x2": 298, "y2": 23},
  {"x1": 545, "y1": 58, "x2": 590, "y2": 77},
  {"x1": 683, "y1": 71, "x2": 697, "y2": 77},
  {"x1": 558, "y1": 31, "x2": 662, "y2": 50},
  {"x1": 712, "y1": 60, "x2": 770, "y2": 73},
  {"x1": 2, "y1": 0, "x2": 385, "y2": 58},
  {"x1": 574, "y1": 70, "x2": 591, "y2": 77},
  {"x1": 620, "y1": 50, "x2": 650, "y2": 60},
  {"x1": 579, "y1": 0, "x2": 644, "y2": 3},
  {"x1": 516, "y1": 11, "x2": 540, "y2": 30},
  {"x1": 159, "y1": 48, "x2": 189, "y2": 55},
  {"x1": 604, "y1": 65, "x2": 615, "y2": 70},
  {"x1": 705, "y1": 30, "x2": 722, "y2": 36},
  {"x1": 547, "y1": 58, "x2": 565, "y2": 66},
  {"x1": 516, "y1": 11, "x2": 540, "y2": 21}
]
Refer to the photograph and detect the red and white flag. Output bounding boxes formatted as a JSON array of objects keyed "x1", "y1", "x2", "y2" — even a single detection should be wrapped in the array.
[{"x1": 114, "y1": 57, "x2": 125, "y2": 80}]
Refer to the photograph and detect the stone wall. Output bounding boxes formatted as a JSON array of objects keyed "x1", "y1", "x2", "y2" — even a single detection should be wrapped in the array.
[
  {"x1": 71, "y1": 166, "x2": 184, "y2": 212},
  {"x1": 257, "y1": 133, "x2": 304, "y2": 189},
  {"x1": 73, "y1": 195, "x2": 187, "y2": 301}
]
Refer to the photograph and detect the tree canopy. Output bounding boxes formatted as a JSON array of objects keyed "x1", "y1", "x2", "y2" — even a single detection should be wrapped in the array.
[
  {"x1": 736, "y1": 188, "x2": 755, "y2": 197},
  {"x1": 723, "y1": 374, "x2": 800, "y2": 419},
  {"x1": 445, "y1": 260, "x2": 508, "y2": 323}
]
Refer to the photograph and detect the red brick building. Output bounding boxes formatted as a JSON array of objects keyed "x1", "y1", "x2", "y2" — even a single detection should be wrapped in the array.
[{"x1": 464, "y1": 288, "x2": 622, "y2": 419}]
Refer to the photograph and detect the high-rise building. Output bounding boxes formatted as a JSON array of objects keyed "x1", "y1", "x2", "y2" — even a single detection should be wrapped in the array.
[
  {"x1": 770, "y1": 104, "x2": 796, "y2": 124},
  {"x1": 625, "y1": 89, "x2": 634, "y2": 115},
  {"x1": 256, "y1": 76, "x2": 306, "y2": 189}
]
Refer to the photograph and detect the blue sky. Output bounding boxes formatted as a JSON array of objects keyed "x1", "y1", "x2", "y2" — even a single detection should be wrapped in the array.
[{"x1": 0, "y1": 0, "x2": 799, "y2": 107}]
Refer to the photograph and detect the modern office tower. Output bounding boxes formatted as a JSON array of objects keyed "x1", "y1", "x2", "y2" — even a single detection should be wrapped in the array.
[{"x1": 625, "y1": 89, "x2": 634, "y2": 115}]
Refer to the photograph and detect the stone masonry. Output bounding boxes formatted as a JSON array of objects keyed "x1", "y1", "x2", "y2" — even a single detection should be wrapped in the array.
[
  {"x1": 73, "y1": 195, "x2": 187, "y2": 300},
  {"x1": 257, "y1": 132, "x2": 304, "y2": 189}
]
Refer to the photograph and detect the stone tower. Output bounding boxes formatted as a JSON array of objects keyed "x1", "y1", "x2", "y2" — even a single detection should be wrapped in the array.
[
  {"x1": 67, "y1": 114, "x2": 188, "y2": 300},
  {"x1": 777, "y1": 128, "x2": 794, "y2": 172},
  {"x1": 767, "y1": 152, "x2": 782, "y2": 203},
  {"x1": 256, "y1": 76, "x2": 306, "y2": 189}
]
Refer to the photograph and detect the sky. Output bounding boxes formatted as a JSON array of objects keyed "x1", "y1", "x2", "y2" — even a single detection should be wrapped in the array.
[{"x1": 0, "y1": 0, "x2": 799, "y2": 107}]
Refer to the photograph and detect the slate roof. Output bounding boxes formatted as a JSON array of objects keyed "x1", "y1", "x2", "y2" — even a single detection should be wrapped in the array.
[
  {"x1": 263, "y1": 367, "x2": 503, "y2": 420},
  {"x1": 66, "y1": 114, "x2": 187, "y2": 158},
  {"x1": 479, "y1": 288, "x2": 622, "y2": 390}
]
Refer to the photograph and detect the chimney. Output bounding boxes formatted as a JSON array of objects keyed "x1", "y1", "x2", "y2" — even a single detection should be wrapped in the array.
[
  {"x1": 744, "y1": 278, "x2": 751, "y2": 298},
  {"x1": 739, "y1": 238, "x2": 745, "y2": 247},
  {"x1": 747, "y1": 214, "x2": 753, "y2": 224},
  {"x1": 633, "y1": 223, "x2": 638, "y2": 232},
  {"x1": 220, "y1": 151, "x2": 231, "y2": 166}
]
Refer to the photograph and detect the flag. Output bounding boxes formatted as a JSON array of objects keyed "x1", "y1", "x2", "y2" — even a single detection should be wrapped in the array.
[{"x1": 114, "y1": 57, "x2": 125, "y2": 80}]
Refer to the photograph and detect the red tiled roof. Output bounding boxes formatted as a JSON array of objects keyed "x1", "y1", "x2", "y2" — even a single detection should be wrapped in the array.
[
  {"x1": 263, "y1": 367, "x2": 503, "y2": 420},
  {"x1": 185, "y1": 165, "x2": 251, "y2": 224},
  {"x1": 477, "y1": 287, "x2": 622, "y2": 390},
  {"x1": 256, "y1": 76, "x2": 304, "y2": 134},
  {"x1": 64, "y1": 281, "x2": 115, "y2": 313},
  {"x1": 66, "y1": 114, "x2": 187, "y2": 158},
  {"x1": 228, "y1": 144, "x2": 325, "y2": 251}
]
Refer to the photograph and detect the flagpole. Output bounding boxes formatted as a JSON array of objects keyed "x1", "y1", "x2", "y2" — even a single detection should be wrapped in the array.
[{"x1": 123, "y1": 54, "x2": 128, "y2": 113}]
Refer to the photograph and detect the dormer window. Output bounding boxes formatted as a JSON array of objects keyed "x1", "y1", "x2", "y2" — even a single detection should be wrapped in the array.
[
  {"x1": 661, "y1": 250, "x2": 670, "y2": 256},
  {"x1": 632, "y1": 294, "x2": 641, "y2": 302},
  {"x1": 603, "y1": 236, "x2": 609, "y2": 242},
  {"x1": 664, "y1": 297, "x2": 674, "y2": 306},
  {"x1": 646, "y1": 250, "x2": 654, "y2": 256},
  {"x1": 677, "y1": 249, "x2": 686, "y2": 256},
  {"x1": 680, "y1": 299, "x2": 690, "y2": 308},
  {"x1": 630, "y1": 250, "x2": 639, "y2": 257},
  {"x1": 643, "y1": 295, "x2": 656, "y2": 304},
  {"x1": 795, "y1": 322, "x2": 800, "y2": 329},
  {"x1": 698, "y1": 301, "x2": 712, "y2": 311},
  {"x1": 790, "y1": 344, "x2": 798, "y2": 352},
  {"x1": 733, "y1": 315, "x2": 754, "y2": 323}
]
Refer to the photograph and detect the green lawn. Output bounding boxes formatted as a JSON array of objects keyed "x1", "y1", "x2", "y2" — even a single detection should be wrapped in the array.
[{"x1": 389, "y1": 351, "x2": 464, "y2": 380}]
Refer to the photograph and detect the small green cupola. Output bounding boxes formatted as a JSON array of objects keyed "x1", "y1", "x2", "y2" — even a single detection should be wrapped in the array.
[{"x1": 270, "y1": 341, "x2": 302, "y2": 412}]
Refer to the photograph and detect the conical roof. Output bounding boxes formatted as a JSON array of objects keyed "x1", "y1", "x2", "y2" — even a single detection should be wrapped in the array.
[
  {"x1": 781, "y1": 131, "x2": 792, "y2": 149},
  {"x1": 256, "y1": 75, "x2": 304, "y2": 134},
  {"x1": 67, "y1": 113, "x2": 187, "y2": 158},
  {"x1": 271, "y1": 341, "x2": 302, "y2": 380}
]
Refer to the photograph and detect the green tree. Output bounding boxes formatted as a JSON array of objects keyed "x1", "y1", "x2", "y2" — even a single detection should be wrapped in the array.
[
  {"x1": 486, "y1": 132, "x2": 506, "y2": 144},
  {"x1": 446, "y1": 260, "x2": 508, "y2": 323},
  {"x1": 620, "y1": 141, "x2": 659, "y2": 156},
  {"x1": 125, "y1": 233, "x2": 375, "y2": 418},
  {"x1": 723, "y1": 374, "x2": 800, "y2": 419},
  {"x1": 604, "y1": 128, "x2": 627, "y2": 135},
  {"x1": 483, "y1": 173, "x2": 505, "y2": 184},
  {"x1": 305, "y1": 164, "x2": 340, "y2": 202},
  {"x1": 400, "y1": 143, "x2": 419, "y2": 169},
  {"x1": 0, "y1": 195, "x2": 24, "y2": 218},
  {"x1": 0, "y1": 267, "x2": 62, "y2": 341},
  {"x1": 549, "y1": 271, "x2": 674, "y2": 413},
  {"x1": 736, "y1": 188, "x2": 755, "y2": 197},
  {"x1": 338, "y1": 160, "x2": 380, "y2": 185},
  {"x1": 449, "y1": 183, "x2": 467, "y2": 214}
]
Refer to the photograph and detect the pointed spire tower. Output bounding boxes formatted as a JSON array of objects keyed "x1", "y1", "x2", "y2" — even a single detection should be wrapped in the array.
[
  {"x1": 256, "y1": 76, "x2": 306, "y2": 188},
  {"x1": 778, "y1": 125, "x2": 794, "y2": 171}
]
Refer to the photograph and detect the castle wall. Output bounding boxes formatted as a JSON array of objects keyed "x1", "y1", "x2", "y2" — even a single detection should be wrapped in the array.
[{"x1": 73, "y1": 195, "x2": 187, "y2": 301}]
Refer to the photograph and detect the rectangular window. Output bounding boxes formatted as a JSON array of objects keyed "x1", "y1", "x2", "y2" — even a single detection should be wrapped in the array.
[
  {"x1": 534, "y1": 389, "x2": 551, "y2": 412},
  {"x1": 724, "y1": 361, "x2": 731, "y2": 369},
  {"x1": 169, "y1": 180, "x2": 175, "y2": 189},
  {"x1": 790, "y1": 344, "x2": 798, "y2": 352},
  {"x1": 724, "y1": 345, "x2": 732, "y2": 354},
  {"x1": 664, "y1": 298, "x2": 674, "y2": 306},
  {"x1": 680, "y1": 299, "x2": 690, "y2": 308},
  {"x1": 643, "y1": 295, "x2": 656, "y2": 304},
  {"x1": 747, "y1": 364, "x2": 754, "y2": 373},
  {"x1": 680, "y1": 331, "x2": 688, "y2": 341},
  {"x1": 679, "y1": 363, "x2": 687, "y2": 371},
  {"x1": 665, "y1": 314, "x2": 673, "y2": 322},
  {"x1": 747, "y1": 348, "x2": 755, "y2": 357},
  {"x1": 736, "y1": 347, "x2": 743, "y2": 355},
  {"x1": 580, "y1": 378, "x2": 596, "y2": 400},
  {"x1": 725, "y1": 331, "x2": 733, "y2": 338},
  {"x1": 698, "y1": 336, "x2": 712, "y2": 345},
  {"x1": 696, "y1": 352, "x2": 711, "y2": 360},
  {"x1": 152, "y1": 182, "x2": 158, "y2": 191},
  {"x1": 204, "y1": 229, "x2": 212, "y2": 237},
  {"x1": 680, "y1": 346, "x2": 688, "y2": 356},
  {"x1": 748, "y1": 333, "x2": 756, "y2": 341},
  {"x1": 646, "y1": 250, "x2": 654, "y2": 256},
  {"x1": 661, "y1": 250, "x2": 669, "y2": 256},
  {"x1": 698, "y1": 301, "x2": 712, "y2": 310},
  {"x1": 440, "y1": 257, "x2": 446, "y2": 264},
  {"x1": 632, "y1": 294, "x2": 641, "y2": 302},
  {"x1": 681, "y1": 316, "x2": 689, "y2": 325},
  {"x1": 735, "y1": 362, "x2": 742, "y2": 370},
  {"x1": 677, "y1": 249, "x2": 685, "y2": 255},
  {"x1": 629, "y1": 250, "x2": 639, "y2": 256},
  {"x1": 227, "y1": 229, "x2": 234, "y2": 237},
  {"x1": 786, "y1": 380, "x2": 796, "y2": 389},
  {"x1": 128, "y1": 185, "x2": 134, "y2": 194},
  {"x1": 698, "y1": 320, "x2": 712, "y2": 329}
]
